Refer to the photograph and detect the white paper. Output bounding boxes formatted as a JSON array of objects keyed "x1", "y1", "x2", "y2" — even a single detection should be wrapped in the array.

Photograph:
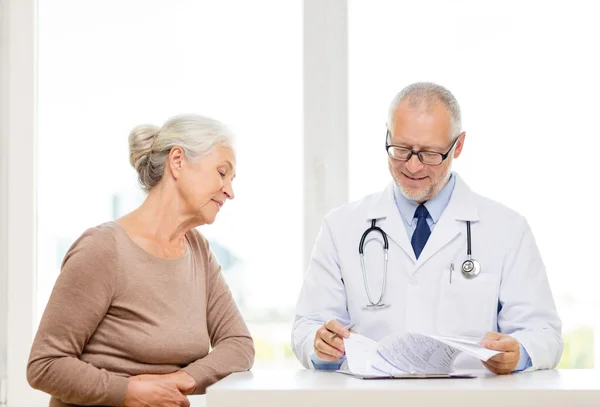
[
  {"x1": 342, "y1": 332, "x2": 503, "y2": 376},
  {"x1": 343, "y1": 333, "x2": 391, "y2": 377},
  {"x1": 429, "y1": 335, "x2": 501, "y2": 362},
  {"x1": 371, "y1": 350, "x2": 408, "y2": 376},
  {"x1": 378, "y1": 333, "x2": 457, "y2": 374}
]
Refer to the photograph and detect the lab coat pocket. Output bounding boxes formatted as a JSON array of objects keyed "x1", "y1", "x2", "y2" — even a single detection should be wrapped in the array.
[{"x1": 436, "y1": 270, "x2": 497, "y2": 338}]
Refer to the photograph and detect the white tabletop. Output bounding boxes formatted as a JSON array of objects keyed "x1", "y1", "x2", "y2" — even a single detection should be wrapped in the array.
[
  {"x1": 205, "y1": 369, "x2": 600, "y2": 407},
  {"x1": 189, "y1": 395, "x2": 205, "y2": 407}
]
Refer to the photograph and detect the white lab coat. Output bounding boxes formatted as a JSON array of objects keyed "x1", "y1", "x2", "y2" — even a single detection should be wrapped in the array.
[{"x1": 292, "y1": 174, "x2": 562, "y2": 371}]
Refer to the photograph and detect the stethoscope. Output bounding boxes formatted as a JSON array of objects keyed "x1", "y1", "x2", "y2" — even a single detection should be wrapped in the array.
[
  {"x1": 359, "y1": 219, "x2": 390, "y2": 309},
  {"x1": 359, "y1": 219, "x2": 481, "y2": 309}
]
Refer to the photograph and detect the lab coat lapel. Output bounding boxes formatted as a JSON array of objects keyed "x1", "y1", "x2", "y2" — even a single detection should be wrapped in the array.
[
  {"x1": 366, "y1": 183, "x2": 417, "y2": 265},
  {"x1": 414, "y1": 175, "x2": 479, "y2": 271}
]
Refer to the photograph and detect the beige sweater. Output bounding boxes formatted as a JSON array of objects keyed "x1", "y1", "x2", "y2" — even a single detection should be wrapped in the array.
[{"x1": 27, "y1": 222, "x2": 254, "y2": 407}]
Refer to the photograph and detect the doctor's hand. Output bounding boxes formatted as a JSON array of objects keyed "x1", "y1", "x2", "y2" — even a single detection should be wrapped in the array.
[
  {"x1": 480, "y1": 332, "x2": 521, "y2": 375},
  {"x1": 313, "y1": 320, "x2": 352, "y2": 362}
]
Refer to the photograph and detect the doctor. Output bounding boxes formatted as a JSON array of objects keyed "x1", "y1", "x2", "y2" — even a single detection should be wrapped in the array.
[{"x1": 292, "y1": 82, "x2": 563, "y2": 374}]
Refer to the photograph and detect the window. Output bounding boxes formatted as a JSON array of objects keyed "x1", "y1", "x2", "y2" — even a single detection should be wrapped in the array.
[
  {"x1": 37, "y1": 0, "x2": 303, "y2": 369},
  {"x1": 349, "y1": 0, "x2": 600, "y2": 367}
]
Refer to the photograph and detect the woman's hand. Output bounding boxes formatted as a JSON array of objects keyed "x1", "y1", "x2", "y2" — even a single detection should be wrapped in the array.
[
  {"x1": 124, "y1": 379, "x2": 190, "y2": 407},
  {"x1": 130, "y1": 371, "x2": 197, "y2": 395}
]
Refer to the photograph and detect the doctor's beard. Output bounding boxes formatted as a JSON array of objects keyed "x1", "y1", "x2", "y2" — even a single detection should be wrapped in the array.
[{"x1": 392, "y1": 163, "x2": 453, "y2": 203}]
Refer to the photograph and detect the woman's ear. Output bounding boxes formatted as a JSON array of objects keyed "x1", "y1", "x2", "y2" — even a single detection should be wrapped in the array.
[{"x1": 169, "y1": 147, "x2": 185, "y2": 179}]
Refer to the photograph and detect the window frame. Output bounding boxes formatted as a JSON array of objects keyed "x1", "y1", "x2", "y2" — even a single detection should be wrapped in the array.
[{"x1": 1, "y1": 0, "x2": 48, "y2": 405}]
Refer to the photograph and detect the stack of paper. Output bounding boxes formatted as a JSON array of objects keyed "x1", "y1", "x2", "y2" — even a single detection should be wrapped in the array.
[{"x1": 338, "y1": 332, "x2": 502, "y2": 379}]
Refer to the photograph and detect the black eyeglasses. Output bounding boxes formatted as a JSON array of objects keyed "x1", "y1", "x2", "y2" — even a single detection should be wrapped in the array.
[{"x1": 385, "y1": 130, "x2": 459, "y2": 166}]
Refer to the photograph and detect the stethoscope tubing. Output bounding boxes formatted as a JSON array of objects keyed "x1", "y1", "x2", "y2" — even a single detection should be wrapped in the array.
[{"x1": 359, "y1": 219, "x2": 389, "y2": 307}]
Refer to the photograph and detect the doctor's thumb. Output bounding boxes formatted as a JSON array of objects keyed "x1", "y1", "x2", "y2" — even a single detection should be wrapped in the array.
[{"x1": 480, "y1": 331, "x2": 503, "y2": 343}]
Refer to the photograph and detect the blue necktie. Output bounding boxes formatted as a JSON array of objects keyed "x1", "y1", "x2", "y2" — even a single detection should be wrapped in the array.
[{"x1": 411, "y1": 204, "x2": 431, "y2": 259}]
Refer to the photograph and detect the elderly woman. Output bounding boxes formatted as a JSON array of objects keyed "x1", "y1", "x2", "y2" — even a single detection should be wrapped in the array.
[{"x1": 27, "y1": 115, "x2": 254, "y2": 407}]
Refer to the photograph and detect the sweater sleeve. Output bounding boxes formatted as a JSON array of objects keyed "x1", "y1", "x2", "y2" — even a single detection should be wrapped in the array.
[
  {"x1": 182, "y1": 236, "x2": 255, "y2": 393},
  {"x1": 27, "y1": 228, "x2": 130, "y2": 406}
]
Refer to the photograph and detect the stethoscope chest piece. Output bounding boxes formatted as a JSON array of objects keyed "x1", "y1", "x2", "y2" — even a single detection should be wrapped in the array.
[
  {"x1": 460, "y1": 220, "x2": 481, "y2": 279},
  {"x1": 461, "y1": 258, "x2": 481, "y2": 279}
]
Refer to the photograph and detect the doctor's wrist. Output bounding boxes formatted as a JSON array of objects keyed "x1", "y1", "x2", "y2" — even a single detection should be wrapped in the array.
[{"x1": 310, "y1": 352, "x2": 345, "y2": 370}]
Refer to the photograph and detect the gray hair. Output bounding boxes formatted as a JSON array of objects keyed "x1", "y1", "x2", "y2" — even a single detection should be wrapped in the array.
[
  {"x1": 128, "y1": 114, "x2": 234, "y2": 192},
  {"x1": 387, "y1": 82, "x2": 462, "y2": 140}
]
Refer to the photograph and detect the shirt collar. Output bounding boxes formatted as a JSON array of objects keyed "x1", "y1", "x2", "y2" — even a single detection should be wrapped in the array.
[{"x1": 393, "y1": 172, "x2": 457, "y2": 226}]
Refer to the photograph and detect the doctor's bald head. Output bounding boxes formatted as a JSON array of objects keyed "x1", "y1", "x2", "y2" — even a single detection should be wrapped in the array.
[{"x1": 386, "y1": 82, "x2": 466, "y2": 203}]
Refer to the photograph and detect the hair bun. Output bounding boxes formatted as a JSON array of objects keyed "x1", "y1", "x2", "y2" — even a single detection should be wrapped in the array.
[{"x1": 128, "y1": 124, "x2": 160, "y2": 171}]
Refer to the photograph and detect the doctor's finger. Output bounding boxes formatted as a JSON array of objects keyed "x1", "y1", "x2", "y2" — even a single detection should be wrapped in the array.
[
  {"x1": 481, "y1": 332, "x2": 504, "y2": 342},
  {"x1": 314, "y1": 338, "x2": 344, "y2": 359},
  {"x1": 482, "y1": 361, "x2": 511, "y2": 375},
  {"x1": 324, "y1": 320, "x2": 350, "y2": 339},
  {"x1": 486, "y1": 359, "x2": 519, "y2": 368},
  {"x1": 488, "y1": 351, "x2": 519, "y2": 364},
  {"x1": 318, "y1": 330, "x2": 345, "y2": 352},
  {"x1": 481, "y1": 339, "x2": 518, "y2": 352},
  {"x1": 483, "y1": 359, "x2": 517, "y2": 372}
]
